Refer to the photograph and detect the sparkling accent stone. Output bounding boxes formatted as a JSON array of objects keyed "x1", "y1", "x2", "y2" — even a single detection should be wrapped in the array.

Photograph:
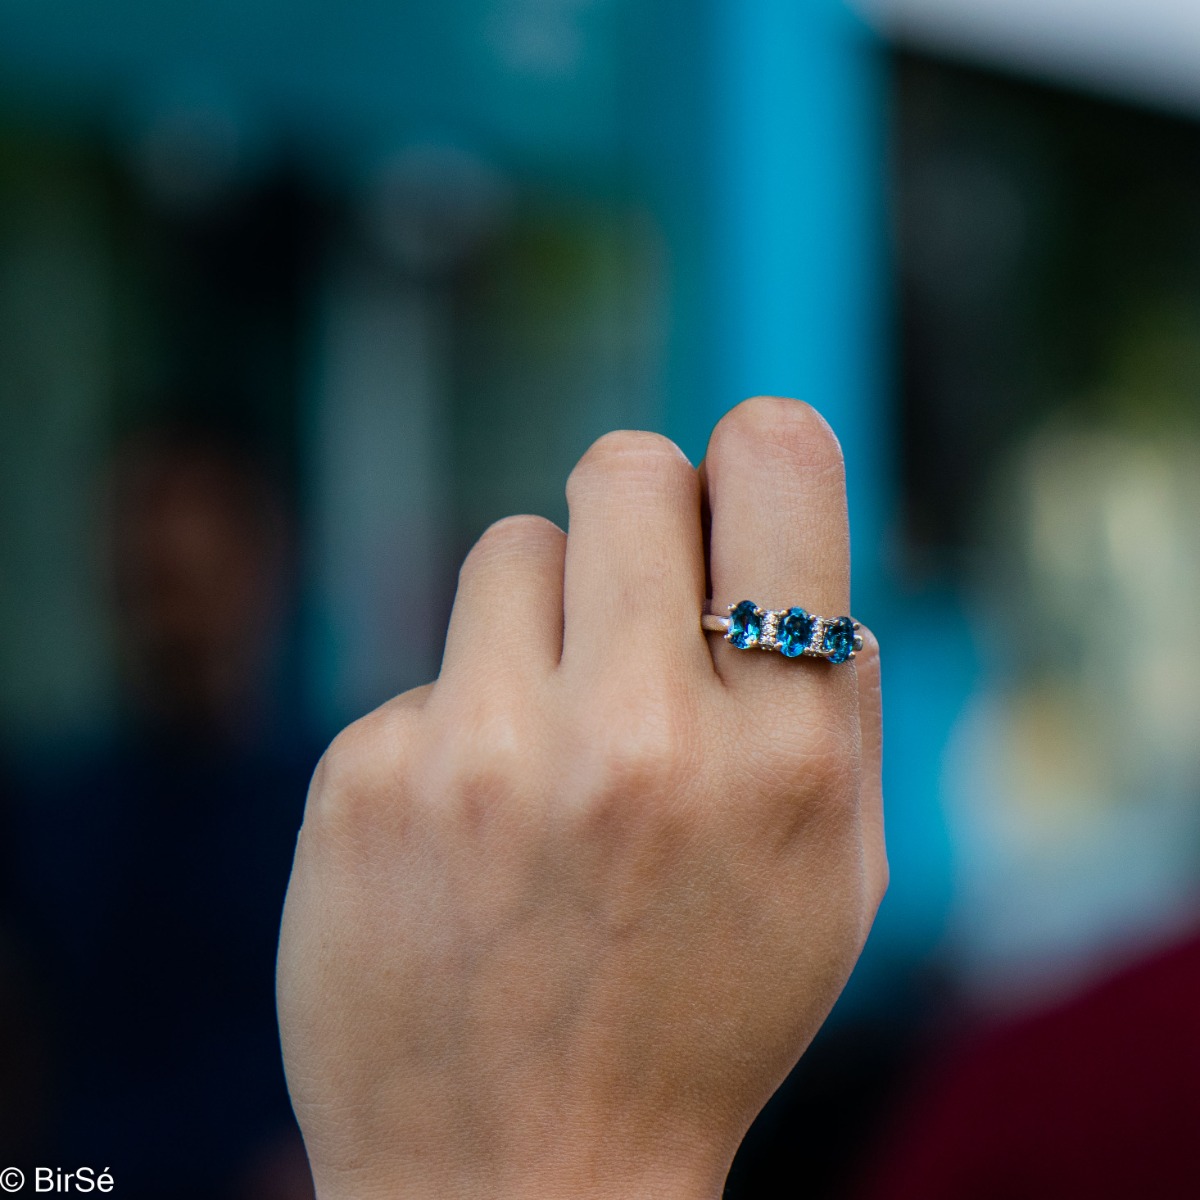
[
  {"x1": 727, "y1": 600, "x2": 761, "y2": 649},
  {"x1": 777, "y1": 607, "x2": 816, "y2": 658},
  {"x1": 822, "y1": 616, "x2": 856, "y2": 664},
  {"x1": 759, "y1": 610, "x2": 781, "y2": 650}
]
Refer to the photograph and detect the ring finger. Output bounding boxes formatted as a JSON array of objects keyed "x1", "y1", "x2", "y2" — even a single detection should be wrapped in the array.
[{"x1": 703, "y1": 396, "x2": 854, "y2": 693}]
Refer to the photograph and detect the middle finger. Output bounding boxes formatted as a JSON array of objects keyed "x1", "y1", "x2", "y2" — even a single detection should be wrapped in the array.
[{"x1": 560, "y1": 430, "x2": 709, "y2": 678}]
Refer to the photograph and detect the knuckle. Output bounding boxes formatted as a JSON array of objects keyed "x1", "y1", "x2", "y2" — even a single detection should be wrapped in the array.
[
  {"x1": 306, "y1": 708, "x2": 410, "y2": 831},
  {"x1": 760, "y1": 666, "x2": 862, "y2": 790},
  {"x1": 461, "y1": 514, "x2": 562, "y2": 579},
  {"x1": 316, "y1": 715, "x2": 378, "y2": 792},
  {"x1": 567, "y1": 429, "x2": 690, "y2": 496},
  {"x1": 476, "y1": 512, "x2": 562, "y2": 553},
  {"x1": 758, "y1": 708, "x2": 857, "y2": 806},
  {"x1": 585, "y1": 698, "x2": 696, "y2": 808},
  {"x1": 603, "y1": 735, "x2": 685, "y2": 797},
  {"x1": 576, "y1": 741, "x2": 697, "y2": 865},
  {"x1": 789, "y1": 738, "x2": 849, "y2": 800},
  {"x1": 439, "y1": 704, "x2": 536, "y2": 814},
  {"x1": 712, "y1": 395, "x2": 845, "y2": 476}
]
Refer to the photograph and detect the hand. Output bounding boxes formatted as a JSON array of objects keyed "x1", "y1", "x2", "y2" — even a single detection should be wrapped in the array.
[{"x1": 277, "y1": 396, "x2": 886, "y2": 1200}]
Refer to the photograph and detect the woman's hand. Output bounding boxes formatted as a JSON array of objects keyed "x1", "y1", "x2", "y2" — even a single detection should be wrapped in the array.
[{"x1": 277, "y1": 396, "x2": 886, "y2": 1200}]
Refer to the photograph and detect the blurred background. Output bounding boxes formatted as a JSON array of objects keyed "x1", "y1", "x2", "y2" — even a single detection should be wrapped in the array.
[{"x1": 1, "y1": 0, "x2": 1199, "y2": 1196}]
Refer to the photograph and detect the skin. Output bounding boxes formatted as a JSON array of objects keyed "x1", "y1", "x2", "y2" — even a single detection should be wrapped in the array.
[{"x1": 277, "y1": 396, "x2": 887, "y2": 1200}]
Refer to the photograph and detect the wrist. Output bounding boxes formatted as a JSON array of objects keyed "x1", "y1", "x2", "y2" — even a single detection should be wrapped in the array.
[{"x1": 309, "y1": 1141, "x2": 731, "y2": 1200}]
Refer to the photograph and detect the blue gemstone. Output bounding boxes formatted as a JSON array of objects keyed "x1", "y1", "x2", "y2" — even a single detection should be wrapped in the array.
[
  {"x1": 822, "y1": 616, "x2": 856, "y2": 664},
  {"x1": 727, "y1": 600, "x2": 761, "y2": 649},
  {"x1": 777, "y1": 607, "x2": 815, "y2": 658}
]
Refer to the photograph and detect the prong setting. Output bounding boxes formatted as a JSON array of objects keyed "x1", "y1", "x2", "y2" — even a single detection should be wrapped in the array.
[{"x1": 706, "y1": 602, "x2": 864, "y2": 664}]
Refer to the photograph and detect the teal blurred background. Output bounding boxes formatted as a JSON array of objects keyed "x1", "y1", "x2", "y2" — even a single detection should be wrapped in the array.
[{"x1": 2, "y1": 1, "x2": 1199, "y2": 1196}]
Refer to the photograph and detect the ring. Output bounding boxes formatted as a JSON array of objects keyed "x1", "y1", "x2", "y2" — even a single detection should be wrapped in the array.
[{"x1": 701, "y1": 600, "x2": 864, "y2": 663}]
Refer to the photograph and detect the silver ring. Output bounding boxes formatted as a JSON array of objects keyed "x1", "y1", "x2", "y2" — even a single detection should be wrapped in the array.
[{"x1": 702, "y1": 601, "x2": 864, "y2": 663}]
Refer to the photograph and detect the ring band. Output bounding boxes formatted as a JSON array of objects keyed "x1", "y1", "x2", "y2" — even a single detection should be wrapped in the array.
[{"x1": 702, "y1": 601, "x2": 864, "y2": 663}]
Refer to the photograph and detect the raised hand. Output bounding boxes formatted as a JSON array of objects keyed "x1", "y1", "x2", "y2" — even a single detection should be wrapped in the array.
[{"x1": 277, "y1": 396, "x2": 886, "y2": 1200}]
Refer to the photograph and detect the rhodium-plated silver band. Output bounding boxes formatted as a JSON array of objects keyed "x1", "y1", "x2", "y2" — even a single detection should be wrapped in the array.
[{"x1": 701, "y1": 602, "x2": 865, "y2": 662}]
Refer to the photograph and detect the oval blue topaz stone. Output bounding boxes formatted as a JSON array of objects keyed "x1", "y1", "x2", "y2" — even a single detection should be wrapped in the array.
[
  {"x1": 727, "y1": 600, "x2": 762, "y2": 649},
  {"x1": 777, "y1": 606, "x2": 815, "y2": 658},
  {"x1": 822, "y1": 616, "x2": 856, "y2": 664}
]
